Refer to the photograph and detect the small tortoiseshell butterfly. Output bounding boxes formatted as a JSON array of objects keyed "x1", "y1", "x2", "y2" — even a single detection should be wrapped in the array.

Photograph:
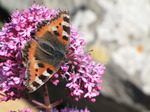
[{"x1": 22, "y1": 10, "x2": 70, "y2": 93}]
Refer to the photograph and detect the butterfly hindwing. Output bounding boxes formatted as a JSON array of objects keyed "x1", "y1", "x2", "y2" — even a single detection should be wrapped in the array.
[
  {"x1": 25, "y1": 60, "x2": 59, "y2": 93},
  {"x1": 23, "y1": 39, "x2": 62, "y2": 92}
]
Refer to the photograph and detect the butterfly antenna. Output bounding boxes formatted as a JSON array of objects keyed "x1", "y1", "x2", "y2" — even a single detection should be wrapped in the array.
[{"x1": 84, "y1": 49, "x2": 93, "y2": 55}]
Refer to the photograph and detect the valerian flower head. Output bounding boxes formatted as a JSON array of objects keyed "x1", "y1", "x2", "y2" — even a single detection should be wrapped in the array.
[
  {"x1": 0, "y1": 4, "x2": 105, "y2": 102},
  {"x1": 0, "y1": 4, "x2": 57, "y2": 101}
]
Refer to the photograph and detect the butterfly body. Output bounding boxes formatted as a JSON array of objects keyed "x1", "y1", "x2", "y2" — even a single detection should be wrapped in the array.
[{"x1": 22, "y1": 10, "x2": 70, "y2": 93}]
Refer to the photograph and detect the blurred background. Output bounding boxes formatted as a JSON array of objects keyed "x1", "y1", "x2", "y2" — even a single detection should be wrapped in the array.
[{"x1": 0, "y1": 0, "x2": 150, "y2": 112}]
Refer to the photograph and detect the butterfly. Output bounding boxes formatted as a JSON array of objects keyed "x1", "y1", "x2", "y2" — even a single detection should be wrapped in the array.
[{"x1": 22, "y1": 10, "x2": 70, "y2": 93}]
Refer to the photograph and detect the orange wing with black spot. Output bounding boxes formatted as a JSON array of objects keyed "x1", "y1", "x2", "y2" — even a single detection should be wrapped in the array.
[{"x1": 35, "y1": 10, "x2": 70, "y2": 52}]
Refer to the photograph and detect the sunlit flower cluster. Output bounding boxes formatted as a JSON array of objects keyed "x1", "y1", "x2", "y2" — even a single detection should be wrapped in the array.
[{"x1": 0, "y1": 4, "x2": 105, "y2": 102}]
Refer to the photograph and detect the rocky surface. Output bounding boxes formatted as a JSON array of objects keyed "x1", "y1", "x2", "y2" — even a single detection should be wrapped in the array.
[{"x1": 0, "y1": 0, "x2": 150, "y2": 111}]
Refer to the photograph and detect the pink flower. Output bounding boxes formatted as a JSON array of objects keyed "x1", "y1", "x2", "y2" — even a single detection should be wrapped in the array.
[
  {"x1": 9, "y1": 107, "x2": 90, "y2": 112},
  {"x1": 0, "y1": 4, "x2": 57, "y2": 101},
  {"x1": 52, "y1": 107, "x2": 90, "y2": 112},
  {"x1": 63, "y1": 28, "x2": 106, "y2": 101},
  {"x1": 0, "y1": 4, "x2": 105, "y2": 102}
]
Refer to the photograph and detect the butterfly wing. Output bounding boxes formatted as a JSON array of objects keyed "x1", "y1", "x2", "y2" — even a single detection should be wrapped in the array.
[
  {"x1": 22, "y1": 39, "x2": 62, "y2": 93},
  {"x1": 35, "y1": 10, "x2": 70, "y2": 53}
]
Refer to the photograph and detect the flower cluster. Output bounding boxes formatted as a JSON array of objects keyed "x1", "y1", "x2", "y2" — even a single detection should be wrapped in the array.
[
  {"x1": 60, "y1": 27, "x2": 105, "y2": 101},
  {"x1": 0, "y1": 4, "x2": 57, "y2": 101},
  {"x1": 9, "y1": 107, "x2": 90, "y2": 112},
  {"x1": 0, "y1": 4, "x2": 105, "y2": 102},
  {"x1": 52, "y1": 107, "x2": 90, "y2": 112}
]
